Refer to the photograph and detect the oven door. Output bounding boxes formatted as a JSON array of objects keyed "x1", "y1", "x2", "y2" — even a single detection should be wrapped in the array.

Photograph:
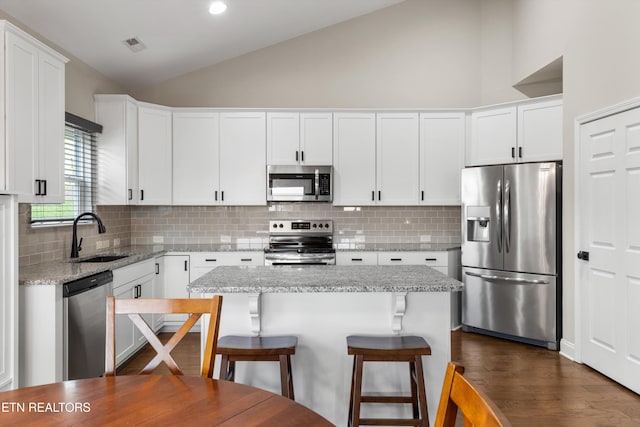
[{"x1": 264, "y1": 252, "x2": 336, "y2": 265}]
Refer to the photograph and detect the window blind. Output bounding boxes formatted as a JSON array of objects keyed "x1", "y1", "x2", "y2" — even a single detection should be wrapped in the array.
[{"x1": 31, "y1": 114, "x2": 101, "y2": 225}]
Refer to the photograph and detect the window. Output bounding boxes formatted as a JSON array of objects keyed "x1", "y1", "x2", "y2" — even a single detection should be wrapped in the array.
[{"x1": 31, "y1": 113, "x2": 102, "y2": 225}]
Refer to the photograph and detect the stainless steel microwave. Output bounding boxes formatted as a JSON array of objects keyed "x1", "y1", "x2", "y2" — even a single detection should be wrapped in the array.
[{"x1": 267, "y1": 165, "x2": 332, "y2": 202}]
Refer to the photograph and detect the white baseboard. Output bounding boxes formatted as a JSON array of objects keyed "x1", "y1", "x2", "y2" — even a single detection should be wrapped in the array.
[{"x1": 559, "y1": 338, "x2": 576, "y2": 361}]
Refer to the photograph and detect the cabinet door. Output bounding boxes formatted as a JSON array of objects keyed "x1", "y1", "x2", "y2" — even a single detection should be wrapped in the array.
[
  {"x1": 468, "y1": 106, "x2": 517, "y2": 166},
  {"x1": 135, "y1": 275, "x2": 155, "y2": 347},
  {"x1": 95, "y1": 97, "x2": 139, "y2": 205},
  {"x1": 219, "y1": 112, "x2": 266, "y2": 205},
  {"x1": 158, "y1": 255, "x2": 190, "y2": 325},
  {"x1": 333, "y1": 113, "x2": 376, "y2": 205},
  {"x1": 376, "y1": 113, "x2": 420, "y2": 205},
  {"x1": 0, "y1": 197, "x2": 17, "y2": 391},
  {"x1": 37, "y1": 49, "x2": 65, "y2": 203},
  {"x1": 138, "y1": 106, "x2": 172, "y2": 205},
  {"x1": 173, "y1": 111, "x2": 220, "y2": 205},
  {"x1": 336, "y1": 252, "x2": 378, "y2": 266},
  {"x1": 267, "y1": 112, "x2": 299, "y2": 165},
  {"x1": 5, "y1": 32, "x2": 38, "y2": 202},
  {"x1": 300, "y1": 113, "x2": 333, "y2": 165},
  {"x1": 419, "y1": 113, "x2": 465, "y2": 205},
  {"x1": 113, "y1": 282, "x2": 137, "y2": 366},
  {"x1": 517, "y1": 98, "x2": 563, "y2": 162}
]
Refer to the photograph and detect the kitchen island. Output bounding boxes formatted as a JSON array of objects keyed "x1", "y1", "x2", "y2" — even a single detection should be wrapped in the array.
[{"x1": 189, "y1": 265, "x2": 462, "y2": 426}]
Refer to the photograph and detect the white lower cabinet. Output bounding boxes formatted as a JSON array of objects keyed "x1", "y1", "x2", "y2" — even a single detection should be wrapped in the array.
[
  {"x1": 111, "y1": 259, "x2": 157, "y2": 367},
  {"x1": 156, "y1": 254, "x2": 191, "y2": 329},
  {"x1": 336, "y1": 252, "x2": 378, "y2": 266}
]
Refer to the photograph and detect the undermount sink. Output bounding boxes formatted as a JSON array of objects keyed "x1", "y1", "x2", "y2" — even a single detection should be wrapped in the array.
[{"x1": 76, "y1": 255, "x2": 129, "y2": 263}]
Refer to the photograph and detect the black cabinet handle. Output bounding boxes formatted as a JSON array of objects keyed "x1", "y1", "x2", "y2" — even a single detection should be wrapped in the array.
[
  {"x1": 42, "y1": 180, "x2": 47, "y2": 196},
  {"x1": 511, "y1": 147, "x2": 515, "y2": 158},
  {"x1": 351, "y1": 258, "x2": 363, "y2": 262},
  {"x1": 205, "y1": 259, "x2": 217, "y2": 262},
  {"x1": 221, "y1": 191, "x2": 224, "y2": 201},
  {"x1": 215, "y1": 190, "x2": 218, "y2": 201},
  {"x1": 425, "y1": 258, "x2": 437, "y2": 261},
  {"x1": 390, "y1": 258, "x2": 402, "y2": 262},
  {"x1": 140, "y1": 190, "x2": 144, "y2": 201},
  {"x1": 128, "y1": 189, "x2": 133, "y2": 201},
  {"x1": 155, "y1": 263, "x2": 160, "y2": 275},
  {"x1": 421, "y1": 190, "x2": 424, "y2": 201},
  {"x1": 371, "y1": 191, "x2": 375, "y2": 201},
  {"x1": 35, "y1": 179, "x2": 41, "y2": 196},
  {"x1": 378, "y1": 191, "x2": 381, "y2": 201},
  {"x1": 184, "y1": 260, "x2": 188, "y2": 271},
  {"x1": 295, "y1": 151, "x2": 299, "y2": 162},
  {"x1": 134, "y1": 284, "x2": 141, "y2": 298},
  {"x1": 301, "y1": 151, "x2": 304, "y2": 162},
  {"x1": 241, "y1": 258, "x2": 252, "y2": 262},
  {"x1": 519, "y1": 147, "x2": 523, "y2": 158}
]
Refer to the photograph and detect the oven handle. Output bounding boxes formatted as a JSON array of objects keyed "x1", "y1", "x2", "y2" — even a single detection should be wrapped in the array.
[{"x1": 265, "y1": 253, "x2": 336, "y2": 261}]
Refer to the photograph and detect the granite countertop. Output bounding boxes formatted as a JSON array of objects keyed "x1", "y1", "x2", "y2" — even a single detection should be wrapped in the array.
[
  {"x1": 19, "y1": 243, "x2": 461, "y2": 286},
  {"x1": 189, "y1": 265, "x2": 463, "y2": 293}
]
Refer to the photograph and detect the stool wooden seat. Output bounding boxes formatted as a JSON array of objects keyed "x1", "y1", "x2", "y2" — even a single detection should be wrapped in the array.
[
  {"x1": 217, "y1": 335, "x2": 297, "y2": 400},
  {"x1": 347, "y1": 335, "x2": 432, "y2": 427}
]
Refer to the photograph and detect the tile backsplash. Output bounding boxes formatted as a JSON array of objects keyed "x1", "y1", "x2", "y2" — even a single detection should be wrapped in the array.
[
  {"x1": 18, "y1": 203, "x2": 461, "y2": 266},
  {"x1": 130, "y1": 204, "x2": 461, "y2": 247}
]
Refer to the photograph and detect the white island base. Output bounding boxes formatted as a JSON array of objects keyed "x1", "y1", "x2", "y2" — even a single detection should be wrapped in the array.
[{"x1": 198, "y1": 291, "x2": 451, "y2": 426}]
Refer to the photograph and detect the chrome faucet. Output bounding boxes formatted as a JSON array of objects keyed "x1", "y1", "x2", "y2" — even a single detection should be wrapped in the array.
[{"x1": 70, "y1": 212, "x2": 107, "y2": 258}]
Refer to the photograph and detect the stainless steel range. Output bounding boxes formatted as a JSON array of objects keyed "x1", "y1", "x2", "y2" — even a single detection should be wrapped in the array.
[{"x1": 264, "y1": 220, "x2": 335, "y2": 265}]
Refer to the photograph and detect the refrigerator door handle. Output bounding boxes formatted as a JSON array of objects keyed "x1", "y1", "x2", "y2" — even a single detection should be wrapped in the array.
[
  {"x1": 496, "y1": 179, "x2": 502, "y2": 253},
  {"x1": 504, "y1": 179, "x2": 511, "y2": 253},
  {"x1": 465, "y1": 271, "x2": 550, "y2": 285}
]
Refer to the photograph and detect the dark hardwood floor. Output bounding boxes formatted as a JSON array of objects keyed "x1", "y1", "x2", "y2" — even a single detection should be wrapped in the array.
[{"x1": 120, "y1": 331, "x2": 640, "y2": 426}]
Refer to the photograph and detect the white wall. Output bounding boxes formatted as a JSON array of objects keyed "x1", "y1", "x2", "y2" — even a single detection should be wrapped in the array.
[
  {"x1": 512, "y1": 0, "x2": 640, "y2": 346},
  {"x1": 133, "y1": 0, "x2": 488, "y2": 108}
]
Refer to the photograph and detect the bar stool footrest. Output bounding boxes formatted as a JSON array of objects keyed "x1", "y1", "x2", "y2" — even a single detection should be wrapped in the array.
[
  {"x1": 360, "y1": 395, "x2": 415, "y2": 404},
  {"x1": 359, "y1": 418, "x2": 423, "y2": 426}
]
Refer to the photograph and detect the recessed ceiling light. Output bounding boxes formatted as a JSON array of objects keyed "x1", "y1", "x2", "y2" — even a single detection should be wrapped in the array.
[{"x1": 209, "y1": 1, "x2": 227, "y2": 15}]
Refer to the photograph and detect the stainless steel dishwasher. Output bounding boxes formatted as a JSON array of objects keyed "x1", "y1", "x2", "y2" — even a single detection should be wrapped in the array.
[{"x1": 63, "y1": 270, "x2": 113, "y2": 380}]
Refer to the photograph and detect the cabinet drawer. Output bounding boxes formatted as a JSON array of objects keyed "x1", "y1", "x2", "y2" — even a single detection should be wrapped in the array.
[
  {"x1": 377, "y1": 251, "x2": 448, "y2": 266},
  {"x1": 112, "y1": 258, "x2": 155, "y2": 288},
  {"x1": 190, "y1": 252, "x2": 264, "y2": 267},
  {"x1": 336, "y1": 252, "x2": 378, "y2": 266}
]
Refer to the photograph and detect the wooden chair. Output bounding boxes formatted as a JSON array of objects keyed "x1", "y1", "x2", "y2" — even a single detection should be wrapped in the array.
[
  {"x1": 434, "y1": 362, "x2": 512, "y2": 427},
  {"x1": 105, "y1": 295, "x2": 223, "y2": 378},
  {"x1": 217, "y1": 335, "x2": 297, "y2": 400},
  {"x1": 346, "y1": 335, "x2": 432, "y2": 427}
]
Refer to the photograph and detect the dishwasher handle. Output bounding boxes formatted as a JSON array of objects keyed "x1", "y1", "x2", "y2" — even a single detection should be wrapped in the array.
[{"x1": 63, "y1": 270, "x2": 114, "y2": 298}]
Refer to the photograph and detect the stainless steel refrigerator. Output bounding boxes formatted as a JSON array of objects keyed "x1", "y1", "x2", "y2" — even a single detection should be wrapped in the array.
[{"x1": 461, "y1": 162, "x2": 561, "y2": 350}]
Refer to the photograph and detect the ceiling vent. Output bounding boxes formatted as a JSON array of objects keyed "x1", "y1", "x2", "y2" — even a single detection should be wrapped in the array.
[{"x1": 122, "y1": 37, "x2": 146, "y2": 53}]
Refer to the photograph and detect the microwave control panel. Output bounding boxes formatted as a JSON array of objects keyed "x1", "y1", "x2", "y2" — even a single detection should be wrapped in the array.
[{"x1": 319, "y1": 174, "x2": 331, "y2": 195}]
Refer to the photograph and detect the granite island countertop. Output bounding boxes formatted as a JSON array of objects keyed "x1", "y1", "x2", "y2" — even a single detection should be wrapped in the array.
[{"x1": 189, "y1": 265, "x2": 463, "y2": 293}]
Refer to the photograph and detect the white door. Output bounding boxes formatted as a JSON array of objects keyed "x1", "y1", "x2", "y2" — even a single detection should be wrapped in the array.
[
  {"x1": 419, "y1": 112, "x2": 465, "y2": 205},
  {"x1": 5, "y1": 32, "x2": 38, "y2": 202},
  {"x1": 376, "y1": 113, "x2": 419, "y2": 205},
  {"x1": 138, "y1": 106, "x2": 172, "y2": 205},
  {"x1": 468, "y1": 106, "x2": 516, "y2": 166},
  {"x1": 300, "y1": 113, "x2": 333, "y2": 165},
  {"x1": 219, "y1": 112, "x2": 266, "y2": 205},
  {"x1": 266, "y1": 112, "x2": 299, "y2": 165},
  {"x1": 517, "y1": 98, "x2": 563, "y2": 162},
  {"x1": 173, "y1": 111, "x2": 220, "y2": 205},
  {"x1": 37, "y1": 49, "x2": 65, "y2": 203},
  {"x1": 579, "y1": 106, "x2": 640, "y2": 394},
  {"x1": 333, "y1": 113, "x2": 376, "y2": 205}
]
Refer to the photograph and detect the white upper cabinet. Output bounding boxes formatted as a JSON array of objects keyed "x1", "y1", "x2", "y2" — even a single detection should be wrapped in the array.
[
  {"x1": 219, "y1": 112, "x2": 266, "y2": 205},
  {"x1": 172, "y1": 111, "x2": 220, "y2": 205},
  {"x1": 267, "y1": 112, "x2": 332, "y2": 165},
  {"x1": 3, "y1": 23, "x2": 67, "y2": 203},
  {"x1": 95, "y1": 95, "x2": 139, "y2": 205},
  {"x1": 138, "y1": 103, "x2": 173, "y2": 205},
  {"x1": 376, "y1": 113, "x2": 420, "y2": 205},
  {"x1": 419, "y1": 112, "x2": 465, "y2": 205},
  {"x1": 467, "y1": 95, "x2": 562, "y2": 166},
  {"x1": 517, "y1": 98, "x2": 563, "y2": 162},
  {"x1": 333, "y1": 112, "x2": 377, "y2": 205}
]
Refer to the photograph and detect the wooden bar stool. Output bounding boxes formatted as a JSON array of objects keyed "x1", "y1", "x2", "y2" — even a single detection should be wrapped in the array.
[
  {"x1": 217, "y1": 335, "x2": 297, "y2": 400},
  {"x1": 347, "y1": 335, "x2": 431, "y2": 427}
]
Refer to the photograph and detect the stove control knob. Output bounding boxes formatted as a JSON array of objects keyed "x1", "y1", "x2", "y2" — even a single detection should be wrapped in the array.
[
  {"x1": 272, "y1": 223, "x2": 278, "y2": 228},
  {"x1": 325, "y1": 223, "x2": 330, "y2": 228},
  {"x1": 279, "y1": 223, "x2": 284, "y2": 228},
  {"x1": 312, "y1": 224, "x2": 317, "y2": 228},
  {"x1": 318, "y1": 224, "x2": 323, "y2": 228}
]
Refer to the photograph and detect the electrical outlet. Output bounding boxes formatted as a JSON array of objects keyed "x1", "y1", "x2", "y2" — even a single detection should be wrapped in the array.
[
  {"x1": 113, "y1": 238, "x2": 120, "y2": 247},
  {"x1": 153, "y1": 236, "x2": 164, "y2": 244}
]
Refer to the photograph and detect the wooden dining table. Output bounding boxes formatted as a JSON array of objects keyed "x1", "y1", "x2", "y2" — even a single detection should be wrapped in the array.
[{"x1": 0, "y1": 375, "x2": 334, "y2": 426}]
